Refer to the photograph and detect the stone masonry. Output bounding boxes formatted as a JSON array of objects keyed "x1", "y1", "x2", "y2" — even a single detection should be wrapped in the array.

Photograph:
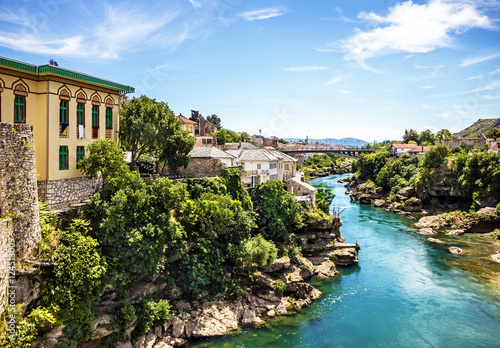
[
  {"x1": 177, "y1": 158, "x2": 225, "y2": 178},
  {"x1": 0, "y1": 123, "x2": 41, "y2": 257},
  {"x1": 0, "y1": 219, "x2": 13, "y2": 316},
  {"x1": 37, "y1": 177, "x2": 101, "y2": 210}
]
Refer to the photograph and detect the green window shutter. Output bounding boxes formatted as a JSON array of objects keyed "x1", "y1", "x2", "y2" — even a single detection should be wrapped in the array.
[
  {"x1": 76, "y1": 146, "x2": 84, "y2": 169},
  {"x1": 77, "y1": 103, "x2": 85, "y2": 125},
  {"x1": 14, "y1": 95, "x2": 25, "y2": 122},
  {"x1": 105, "y1": 107, "x2": 112, "y2": 128},
  {"x1": 59, "y1": 146, "x2": 68, "y2": 170},
  {"x1": 92, "y1": 105, "x2": 99, "y2": 126},
  {"x1": 59, "y1": 100, "x2": 68, "y2": 124}
]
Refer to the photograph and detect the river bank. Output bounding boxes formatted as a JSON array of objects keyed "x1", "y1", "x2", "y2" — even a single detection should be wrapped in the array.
[{"x1": 189, "y1": 174, "x2": 500, "y2": 348}]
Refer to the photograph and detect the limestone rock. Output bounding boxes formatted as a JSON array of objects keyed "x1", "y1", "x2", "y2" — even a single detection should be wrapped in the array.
[
  {"x1": 190, "y1": 317, "x2": 227, "y2": 337},
  {"x1": 134, "y1": 336, "x2": 146, "y2": 348},
  {"x1": 447, "y1": 229, "x2": 465, "y2": 236},
  {"x1": 427, "y1": 238, "x2": 446, "y2": 244},
  {"x1": 448, "y1": 247, "x2": 465, "y2": 255},
  {"x1": 292, "y1": 255, "x2": 314, "y2": 279},
  {"x1": 476, "y1": 207, "x2": 498, "y2": 217},
  {"x1": 314, "y1": 260, "x2": 338, "y2": 278},
  {"x1": 241, "y1": 309, "x2": 263, "y2": 325},
  {"x1": 417, "y1": 228, "x2": 436, "y2": 236},
  {"x1": 262, "y1": 257, "x2": 290, "y2": 273},
  {"x1": 329, "y1": 248, "x2": 358, "y2": 266},
  {"x1": 267, "y1": 309, "x2": 276, "y2": 317},
  {"x1": 415, "y1": 215, "x2": 447, "y2": 229},
  {"x1": 117, "y1": 342, "x2": 133, "y2": 348},
  {"x1": 373, "y1": 199, "x2": 385, "y2": 207},
  {"x1": 275, "y1": 302, "x2": 288, "y2": 315},
  {"x1": 403, "y1": 197, "x2": 423, "y2": 212},
  {"x1": 171, "y1": 317, "x2": 185, "y2": 338},
  {"x1": 399, "y1": 186, "x2": 416, "y2": 198},
  {"x1": 144, "y1": 333, "x2": 157, "y2": 348},
  {"x1": 358, "y1": 194, "x2": 372, "y2": 204},
  {"x1": 491, "y1": 253, "x2": 500, "y2": 263}
]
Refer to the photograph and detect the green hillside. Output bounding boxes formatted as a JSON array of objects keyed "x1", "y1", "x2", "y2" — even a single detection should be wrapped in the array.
[{"x1": 454, "y1": 118, "x2": 500, "y2": 138}]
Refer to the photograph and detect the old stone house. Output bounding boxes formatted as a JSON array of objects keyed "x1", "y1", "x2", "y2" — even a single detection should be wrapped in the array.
[
  {"x1": 407, "y1": 146, "x2": 432, "y2": 158},
  {"x1": 0, "y1": 56, "x2": 134, "y2": 208},
  {"x1": 177, "y1": 146, "x2": 236, "y2": 178}
]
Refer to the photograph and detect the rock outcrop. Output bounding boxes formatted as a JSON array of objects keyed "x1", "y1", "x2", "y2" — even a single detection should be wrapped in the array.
[{"x1": 448, "y1": 247, "x2": 465, "y2": 255}]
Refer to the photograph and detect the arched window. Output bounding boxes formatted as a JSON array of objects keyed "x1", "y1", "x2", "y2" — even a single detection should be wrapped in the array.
[{"x1": 13, "y1": 84, "x2": 28, "y2": 123}]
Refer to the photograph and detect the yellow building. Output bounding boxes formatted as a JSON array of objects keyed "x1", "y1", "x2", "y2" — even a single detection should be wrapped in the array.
[{"x1": 0, "y1": 56, "x2": 134, "y2": 208}]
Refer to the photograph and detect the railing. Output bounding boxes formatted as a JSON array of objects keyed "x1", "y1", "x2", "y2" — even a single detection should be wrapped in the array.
[{"x1": 244, "y1": 170, "x2": 269, "y2": 176}]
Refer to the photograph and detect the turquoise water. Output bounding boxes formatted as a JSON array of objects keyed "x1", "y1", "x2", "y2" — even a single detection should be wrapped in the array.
[{"x1": 191, "y1": 174, "x2": 500, "y2": 347}]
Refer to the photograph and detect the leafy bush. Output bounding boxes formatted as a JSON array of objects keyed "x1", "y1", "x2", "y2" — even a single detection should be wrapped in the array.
[
  {"x1": 36, "y1": 202, "x2": 58, "y2": 258},
  {"x1": 274, "y1": 279, "x2": 286, "y2": 293},
  {"x1": 240, "y1": 234, "x2": 278, "y2": 269},
  {"x1": 252, "y1": 180, "x2": 305, "y2": 243},
  {"x1": 490, "y1": 229, "x2": 500, "y2": 240},
  {"x1": 314, "y1": 184, "x2": 335, "y2": 214},
  {"x1": 132, "y1": 299, "x2": 171, "y2": 339}
]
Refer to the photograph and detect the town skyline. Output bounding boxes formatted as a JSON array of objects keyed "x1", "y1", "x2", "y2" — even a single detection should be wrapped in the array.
[{"x1": 1, "y1": 0, "x2": 500, "y2": 141}]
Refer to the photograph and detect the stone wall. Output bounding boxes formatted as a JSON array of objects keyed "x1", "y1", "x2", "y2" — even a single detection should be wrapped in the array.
[
  {"x1": 285, "y1": 177, "x2": 316, "y2": 206},
  {"x1": 0, "y1": 123, "x2": 41, "y2": 257},
  {"x1": 177, "y1": 158, "x2": 224, "y2": 178},
  {"x1": 0, "y1": 219, "x2": 13, "y2": 316},
  {"x1": 37, "y1": 177, "x2": 101, "y2": 210},
  {"x1": 441, "y1": 138, "x2": 486, "y2": 150}
]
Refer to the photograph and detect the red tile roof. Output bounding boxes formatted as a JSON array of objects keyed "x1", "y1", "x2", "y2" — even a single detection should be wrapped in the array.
[
  {"x1": 407, "y1": 146, "x2": 432, "y2": 153},
  {"x1": 177, "y1": 114, "x2": 197, "y2": 124},
  {"x1": 392, "y1": 144, "x2": 418, "y2": 149},
  {"x1": 490, "y1": 143, "x2": 500, "y2": 151}
]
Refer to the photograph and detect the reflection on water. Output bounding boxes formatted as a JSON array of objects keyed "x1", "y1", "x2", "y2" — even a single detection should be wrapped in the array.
[{"x1": 190, "y1": 174, "x2": 500, "y2": 348}]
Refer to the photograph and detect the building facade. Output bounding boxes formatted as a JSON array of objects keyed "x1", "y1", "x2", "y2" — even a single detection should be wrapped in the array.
[{"x1": 0, "y1": 57, "x2": 134, "y2": 208}]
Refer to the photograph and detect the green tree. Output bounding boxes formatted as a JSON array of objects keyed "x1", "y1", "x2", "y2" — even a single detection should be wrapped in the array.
[
  {"x1": 78, "y1": 139, "x2": 129, "y2": 187},
  {"x1": 436, "y1": 129, "x2": 452, "y2": 141},
  {"x1": 403, "y1": 129, "x2": 419, "y2": 143},
  {"x1": 156, "y1": 119, "x2": 195, "y2": 172},
  {"x1": 252, "y1": 180, "x2": 305, "y2": 243},
  {"x1": 214, "y1": 129, "x2": 241, "y2": 145},
  {"x1": 314, "y1": 184, "x2": 336, "y2": 214},
  {"x1": 418, "y1": 129, "x2": 436, "y2": 145},
  {"x1": 240, "y1": 234, "x2": 278, "y2": 269},
  {"x1": 420, "y1": 144, "x2": 450, "y2": 171},
  {"x1": 120, "y1": 95, "x2": 192, "y2": 168},
  {"x1": 486, "y1": 128, "x2": 500, "y2": 138},
  {"x1": 207, "y1": 114, "x2": 221, "y2": 128}
]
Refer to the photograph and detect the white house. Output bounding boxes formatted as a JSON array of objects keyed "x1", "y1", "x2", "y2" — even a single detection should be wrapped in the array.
[
  {"x1": 390, "y1": 143, "x2": 418, "y2": 157},
  {"x1": 227, "y1": 149, "x2": 279, "y2": 188}
]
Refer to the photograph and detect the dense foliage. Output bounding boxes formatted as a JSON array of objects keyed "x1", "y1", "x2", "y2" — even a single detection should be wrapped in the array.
[
  {"x1": 119, "y1": 95, "x2": 194, "y2": 169},
  {"x1": 252, "y1": 180, "x2": 305, "y2": 243}
]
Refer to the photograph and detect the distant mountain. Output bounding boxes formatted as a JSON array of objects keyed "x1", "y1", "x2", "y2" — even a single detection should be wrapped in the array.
[
  {"x1": 283, "y1": 137, "x2": 369, "y2": 147},
  {"x1": 454, "y1": 118, "x2": 500, "y2": 138}
]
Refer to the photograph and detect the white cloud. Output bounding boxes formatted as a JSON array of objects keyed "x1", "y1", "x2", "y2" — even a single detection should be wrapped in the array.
[
  {"x1": 0, "y1": 4, "x2": 183, "y2": 60},
  {"x1": 239, "y1": 7, "x2": 285, "y2": 21},
  {"x1": 465, "y1": 75, "x2": 482, "y2": 80},
  {"x1": 421, "y1": 85, "x2": 436, "y2": 89},
  {"x1": 488, "y1": 68, "x2": 500, "y2": 75},
  {"x1": 188, "y1": 0, "x2": 202, "y2": 9},
  {"x1": 325, "y1": 74, "x2": 342, "y2": 85},
  {"x1": 286, "y1": 65, "x2": 327, "y2": 72},
  {"x1": 338, "y1": 89, "x2": 352, "y2": 94},
  {"x1": 342, "y1": 0, "x2": 491, "y2": 62},
  {"x1": 460, "y1": 52, "x2": 500, "y2": 66},
  {"x1": 484, "y1": 95, "x2": 500, "y2": 99}
]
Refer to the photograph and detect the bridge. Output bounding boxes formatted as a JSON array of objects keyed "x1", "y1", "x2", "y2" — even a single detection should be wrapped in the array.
[{"x1": 279, "y1": 146, "x2": 375, "y2": 158}]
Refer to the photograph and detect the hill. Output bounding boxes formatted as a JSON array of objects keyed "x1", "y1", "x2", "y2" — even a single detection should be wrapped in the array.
[
  {"x1": 283, "y1": 137, "x2": 369, "y2": 147},
  {"x1": 454, "y1": 118, "x2": 500, "y2": 138}
]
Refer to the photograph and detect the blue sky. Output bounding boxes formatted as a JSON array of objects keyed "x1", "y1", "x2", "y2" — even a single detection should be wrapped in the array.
[{"x1": 1, "y1": 0, "x2": 500, "y2": 141}]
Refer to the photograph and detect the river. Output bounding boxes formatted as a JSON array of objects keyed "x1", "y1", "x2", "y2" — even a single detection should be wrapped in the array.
[{"x1": 191, "y1": 174, "x2": 500, "y2": 347}]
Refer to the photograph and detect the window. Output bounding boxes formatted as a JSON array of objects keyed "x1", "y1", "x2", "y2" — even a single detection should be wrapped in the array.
[
  {"x1": 14, "y1": 95, "x2": 25, "y2": 123},
  {"x1": 92, "y1": 105, "x2": 99, "y2": 138},
  {"x1": 59, "y1": 146, "x2": 68, "y2": 170},
  {"x1": 76, "y1": 146, "x2": 84, "y2": 169},
  {"x1": 285, "y1": 164, "x2": 289, "y2": 170},
  {"x1": 59, "y1": 100, "x2": 68, "y2": 124},
  {"x1": 105, "y1": 107, "x2": 112, "y2": 128},
  {"x1": 270, "y1": 163, "x2": 277, "y2": 169},
  {"x1": 77, "y1": 103, "x2": 85, "y2": 125},
  {"x1": 92, "y1": 105, "x2": 99, "y2": 126},
  {"x1": 257, "y1": 164, "x2": 261, "y2": 170}
]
